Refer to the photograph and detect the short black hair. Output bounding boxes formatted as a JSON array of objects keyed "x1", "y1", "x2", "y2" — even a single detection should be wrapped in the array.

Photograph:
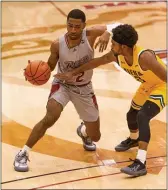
[
  {"x1": 112, "y1": 24, "x2": 138, "y2": 48},
  {"x1": 67, "y1": 9, "x2": 86, "y2": 22}
]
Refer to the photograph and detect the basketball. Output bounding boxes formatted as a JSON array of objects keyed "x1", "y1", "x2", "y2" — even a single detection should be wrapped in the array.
[{"x1": 24, "y1": 60, "x2": 51, "y2": 85}]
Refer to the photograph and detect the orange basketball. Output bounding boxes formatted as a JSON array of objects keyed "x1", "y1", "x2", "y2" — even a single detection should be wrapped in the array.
[{"x1": 24, "y1": 60, "x2": 51, "y2": 85}]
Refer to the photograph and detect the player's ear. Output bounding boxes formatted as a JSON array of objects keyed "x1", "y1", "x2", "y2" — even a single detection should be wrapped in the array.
[
  {"x1": 122, "y1": 45, "x2": 127, "y2": 50},
  {"x1": 82, "y1": 22, "x2": 86, "y2": 29}
]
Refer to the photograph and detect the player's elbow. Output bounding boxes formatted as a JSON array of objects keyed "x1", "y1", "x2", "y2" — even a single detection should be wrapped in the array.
[
  {"x1": 96, "y1": 57, "x2": 108, "y2": 67},
  {"x1": 156, "y1": 69, "x2": 167, "y2": 83},
  {"x1": 95, "y1": 61, "x2": 103, "y2": 68},
  {"x1": 48, "y1": 62, "x2": 55, "y2": 71},
  {"x1": 159, "y1": 74, "x2": 167, "y2": 82}
]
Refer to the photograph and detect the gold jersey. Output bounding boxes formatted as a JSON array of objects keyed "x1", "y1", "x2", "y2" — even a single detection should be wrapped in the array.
[
  {"x1": 117, "y1": 45, "x2": 166, "y2": 110},
  {"x1": 117, "y1": 45, "x2": 166, "y2": 85}
]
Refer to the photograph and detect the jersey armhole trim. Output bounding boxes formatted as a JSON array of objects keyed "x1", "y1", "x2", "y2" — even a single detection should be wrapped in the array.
[{"x1": 84, "y1": 29, "x2": 94, "y2": 52}]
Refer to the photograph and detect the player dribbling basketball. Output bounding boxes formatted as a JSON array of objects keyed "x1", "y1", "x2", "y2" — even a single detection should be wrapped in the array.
[{"x1": 13, "y1": 9, "x2": 121, "y2": 172}]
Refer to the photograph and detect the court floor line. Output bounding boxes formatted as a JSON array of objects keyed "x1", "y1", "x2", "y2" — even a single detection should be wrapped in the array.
[
  {"x1": 39, "y1": 1, "x2": 67, "y2": 17},
  {"x1": 1, "y1": 155, "x2": 166, "y2": 185},
  {"x1": 2, "y1": 164, "x2": 101, "y2": 184},
  {"x1": 30, "y1": 165, "x2": 167, "y2": 190},
  {"x1": 49, "y1": 1, "x2": 67, "y2": 17}
]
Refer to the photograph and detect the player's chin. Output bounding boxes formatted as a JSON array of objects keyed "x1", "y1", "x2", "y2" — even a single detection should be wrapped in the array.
[{"x1": 69, "y1": 35, "x2": 79, "y2": 40}]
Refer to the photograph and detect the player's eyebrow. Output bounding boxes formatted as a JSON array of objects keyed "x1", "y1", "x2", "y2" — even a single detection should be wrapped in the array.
[{"x1": 68, "y1": 23, "x2": 81, "y2": 27}]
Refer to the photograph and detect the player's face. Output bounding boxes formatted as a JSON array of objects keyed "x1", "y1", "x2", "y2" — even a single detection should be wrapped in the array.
[
  {"x1": 67, "y1": 18, "x2": 85, "y2": 40},
  {"x1": 111, "y1": 39, "x2": 123, "y2": 56}
]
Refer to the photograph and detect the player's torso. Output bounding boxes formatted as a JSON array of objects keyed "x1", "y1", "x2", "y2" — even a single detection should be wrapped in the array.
[
  {"x1": 54, "y1": 29, "x2": 94, "y2": 86},
  {"x1": 117, "y1": 45, "x2": 166, "y2": 85}
]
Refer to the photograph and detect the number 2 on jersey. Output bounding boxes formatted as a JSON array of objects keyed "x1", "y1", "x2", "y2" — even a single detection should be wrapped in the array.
[{"x1": 76, "y1": 72, "x2": 84, "y2": 82}]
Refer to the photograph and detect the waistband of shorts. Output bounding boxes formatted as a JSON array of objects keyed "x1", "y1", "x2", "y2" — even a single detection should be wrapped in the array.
[{"x1": 64, "y1": 81, "x2": 91, "y2": 87}]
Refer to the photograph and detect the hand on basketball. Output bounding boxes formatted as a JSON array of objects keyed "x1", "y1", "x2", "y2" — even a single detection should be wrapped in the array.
[
  {"x1": 54, "y1": 72, "x2": 74, "y2": 82},
  {"x1": 23, "y1": 60, "x2": 31, "y2": 81},
  {"x1": 95, "y1": 31, "x2": 110, "y2": 52},
  {"x1": 23, "y1": 68, "x2": 27, "y2": 81}
]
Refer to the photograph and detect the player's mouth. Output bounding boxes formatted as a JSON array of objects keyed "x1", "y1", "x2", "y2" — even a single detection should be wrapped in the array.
[
  {"x1": 69, "y1": 34, "x2": 77, "y2": 37},
  {"x1": 70, "y1": 36, "x2": 77, "y2": 39}
]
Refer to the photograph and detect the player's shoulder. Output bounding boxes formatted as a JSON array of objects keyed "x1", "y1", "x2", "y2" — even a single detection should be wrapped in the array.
[
  {"x1": 86, "y1": 27, "x2": 92, "y2": 36},
  {"x1": 52, "y1": 39, "x2": 59, "y2": 45},
  {"x1": 85, "y1": 26, "x2": 99, "y2": 36},
  {"x1": 134, "y1": 45, "x2": 152, "y2": 58},
  {"x1": 50, "y1": 39, "x2": 59, "y2": 52},
  {"x1": 134, "y1": 45, "x2": 148, "y2": 54},
  {"x1": 137, "y1": 45, "x2": 155, "y2": 59},
  {"x1": 86, "y1": 25, "x2": 106, "y2": 37}
]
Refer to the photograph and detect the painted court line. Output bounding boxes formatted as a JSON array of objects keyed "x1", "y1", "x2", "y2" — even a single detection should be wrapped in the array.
[
  {"x1": 1, "y1": 155, "x2": 166, "y2": 184},
  {"x1": 30, "y1": 165, "x2": 167, "y2": 190}
]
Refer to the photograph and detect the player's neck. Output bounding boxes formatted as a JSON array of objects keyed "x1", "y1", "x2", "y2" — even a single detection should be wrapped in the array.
[
  {"x1": 66, "y1": 35, "x2": 82, "y2": 48},
  {"x1": 123, "y1": 49, "x2": 133, "y2": 66},
  {"x1": 123, "y1": 48, "x2": 133, "y2": 56}
]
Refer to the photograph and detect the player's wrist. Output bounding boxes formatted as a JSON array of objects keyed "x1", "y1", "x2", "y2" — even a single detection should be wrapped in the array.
[
  {"x1": 104, "y1": 30, "x2": 111, "y2": 36},
  {"x1": 72, "y1": 69, "x2": 81, "y2": 76},
  {"x1": 71, "y1": 70, "x2": 77, "y2": 76}
]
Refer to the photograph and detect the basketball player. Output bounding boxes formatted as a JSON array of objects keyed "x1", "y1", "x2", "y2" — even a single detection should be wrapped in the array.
[
  {"x1": 55, "y1": 24, "x2": 167, "y2": 177},
  {"x1": 13, "y1": 9, "x2": 122, "y2": 172}
]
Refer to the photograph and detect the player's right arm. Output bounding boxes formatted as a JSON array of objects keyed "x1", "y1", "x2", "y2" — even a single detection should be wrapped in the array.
[
  {"x1": 73, "y1": 51, "x2": 117, "y2": 74},
  {"x1": 55, "y1": 51, "x2": 117, "y2": 81},
  {"x1": 47, "y1": 39, "x2": 59, "y2": 71}
]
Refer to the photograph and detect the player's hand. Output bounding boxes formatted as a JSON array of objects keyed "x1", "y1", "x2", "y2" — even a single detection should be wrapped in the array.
[
  {"x1": 23, "y1": 60, "x2": 31, "y2": 81},
  {"x1": 23, "y1": 68, "x2": 27, "y2": 81},
  {"x1": 53, "y1": 72, "x2": 74, "y2": 82},
  {"x1": 95, "y1": 31, "x2": 110, "y2": 52}
]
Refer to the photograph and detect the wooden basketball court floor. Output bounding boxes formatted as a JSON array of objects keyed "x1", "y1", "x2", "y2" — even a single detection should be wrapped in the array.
[{"x1": 1, "y1": 1, "x2": 167, "y2": 189}]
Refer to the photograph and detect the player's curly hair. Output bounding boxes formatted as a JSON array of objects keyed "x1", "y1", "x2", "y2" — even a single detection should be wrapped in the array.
[
  {"x1": 67, "y1": 9, "x2": 86, "y2": 23},
  {"x1": 112, "y1": 24, "x2": 138, "y2": 48}
]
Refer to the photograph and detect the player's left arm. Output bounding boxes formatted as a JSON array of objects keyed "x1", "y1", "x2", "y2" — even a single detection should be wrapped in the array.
[
  {"x1": 86, "y1": 25, "x2": 108, "y2": 37},
  {"x1": 86, "y1": 23, "x2": 122, "y2": 52},
  {"x1": 139, "y1": 51, "x2": 167, "y2": 82},
  {"x1": 47, "y1": 39, "x2": 59, "y2": 71},
  {"x1": 86, "y1": 23, "x2": 122, "y2": 37}
]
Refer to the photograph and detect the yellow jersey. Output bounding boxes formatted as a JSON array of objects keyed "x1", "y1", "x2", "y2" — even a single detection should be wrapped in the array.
[{"x1": 117, "y1": 45, "x2": 166, "y2": 85}]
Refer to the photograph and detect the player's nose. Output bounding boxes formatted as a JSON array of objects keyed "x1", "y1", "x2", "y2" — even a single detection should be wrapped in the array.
[{"x1": 71, "y1": 27, "x2": 77, "y2": 33}]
